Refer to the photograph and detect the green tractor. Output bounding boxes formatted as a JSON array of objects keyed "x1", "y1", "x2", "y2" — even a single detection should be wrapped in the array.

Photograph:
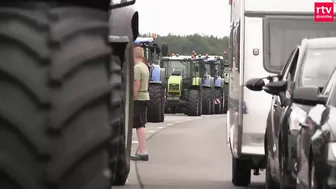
[{"x1": 160, "y1": 54, "x2": 203, "y2": 116}]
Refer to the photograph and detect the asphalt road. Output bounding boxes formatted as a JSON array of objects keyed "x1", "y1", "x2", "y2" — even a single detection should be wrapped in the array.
[{"x1": 115, "y1": 114, "x2": 265, "y2": 189}]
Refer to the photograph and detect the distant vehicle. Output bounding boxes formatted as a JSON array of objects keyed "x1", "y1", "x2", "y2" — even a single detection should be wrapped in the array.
[
  {"x1": 246, "y1": 38, "x2": 336, "y2": 188},
  {"x1": 228, "y1": 0, "x2": 336, "y2": 186},
  {"x1": 196, "y1": 55, "x2": 227, "y2": 114},
  {"x1": 134, "y1": 36, "x2": 166, "y2": 122},
  {"x1": 161, "y1": 54, "x2": 203, "y2": 116},
  {"x1": 293, "y1": 68, "x2": 336, "y2": 188}
]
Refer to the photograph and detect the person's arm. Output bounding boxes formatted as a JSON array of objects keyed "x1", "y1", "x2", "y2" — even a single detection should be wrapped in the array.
[{"x1": 134, "y1": 66, "x2": 140, "y2": 99}]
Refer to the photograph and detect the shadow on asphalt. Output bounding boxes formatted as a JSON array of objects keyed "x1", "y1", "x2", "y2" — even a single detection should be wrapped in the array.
[{"x1": 134, "y1": 180, "x2": 264, "y2": 189}]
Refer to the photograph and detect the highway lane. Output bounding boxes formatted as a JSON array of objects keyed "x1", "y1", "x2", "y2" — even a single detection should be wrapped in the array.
[{"x1": 115, "y1": 114, "x2": 265, "y2": 189}]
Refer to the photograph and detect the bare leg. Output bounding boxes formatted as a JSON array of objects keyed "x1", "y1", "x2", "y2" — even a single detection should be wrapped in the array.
[{"x1": 136, "y1": 126, "x2": 147, "y2": 154}]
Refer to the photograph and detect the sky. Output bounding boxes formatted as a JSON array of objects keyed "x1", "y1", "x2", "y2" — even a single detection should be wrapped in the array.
[{"x1": 134, "y1": 0, "x2": 231, "y2": 37}]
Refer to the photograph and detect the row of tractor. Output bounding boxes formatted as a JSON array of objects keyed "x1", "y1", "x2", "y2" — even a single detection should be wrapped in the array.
[
  {"x1": 163, "y1": 53, "x2": 229, "y2": 116},
  {"x1": 134, "y1": 36, "x2": 230, "y2": 121}
]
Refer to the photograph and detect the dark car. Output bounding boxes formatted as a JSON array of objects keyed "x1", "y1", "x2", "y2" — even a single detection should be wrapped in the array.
[
  {"x1": 293, "y1": 67, "x2": 336, "y2": 189},
  {"x1": 245, "y1": 37, "x2": 336, "y2": 188}
]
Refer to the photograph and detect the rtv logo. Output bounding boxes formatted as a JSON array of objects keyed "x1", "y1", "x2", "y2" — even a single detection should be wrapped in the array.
[{"x1": 314, "y1": 2, "x2": 334, "y2": 22}]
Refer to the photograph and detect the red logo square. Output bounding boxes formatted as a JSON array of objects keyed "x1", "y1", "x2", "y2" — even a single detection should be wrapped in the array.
[{"x1": 314, "y1": 2, "x2": 334, "y2": 22}]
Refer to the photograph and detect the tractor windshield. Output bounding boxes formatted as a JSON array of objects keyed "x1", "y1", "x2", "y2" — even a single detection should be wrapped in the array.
[
  {"x1": 204, "y1": 63, "x2": 211, "y2": 76},
  {"x1": 162, "y1": 60, "x2": 191, "y2": 78},
  {"x1": 143, "y1": 47, "x2": 152, "y2": 64},
  {"x1": 203, "y1": 62, "x2": 218, "y2": 77},
  {"x1": 143, "y1": 45, "x2": 159, "y2": 65}
]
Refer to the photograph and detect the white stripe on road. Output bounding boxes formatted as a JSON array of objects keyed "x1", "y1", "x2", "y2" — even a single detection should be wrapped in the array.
[
  {"x1": 132, "y1": 141, "x2": 138, "y2": 143},
  {"x1": 166, "y1": 123, "x2": 174, "y2": 126},
  {"x1": 148, "y1": 130, "x2": 155, "y2": 133},
  {"x1": 175, "y1": 121, "x2": 182, "y2": 123},
  {"x1": 157, "y1": 126, "x2": 164, "y2": 129}
]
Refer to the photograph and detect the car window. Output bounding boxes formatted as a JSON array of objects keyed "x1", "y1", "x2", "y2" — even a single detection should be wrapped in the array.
[
  {"x1": 298, "y1": 48, "x2": 336, "y2": 88},
  {"x1": 324, "y1": 70, "x2": 336, "y2": 106},
  {"x1": 280, "y1": 48, "x2": 297, "y2": 79},
  {"x1": 327, "y1": 82, "x2": 336, "y2": 106},
  {"x1": 286, "y1": 50, "x2": 299, "y2": 81},
  {"x1": 323, "y1": 69, "x2": 336, "y2": 96}
]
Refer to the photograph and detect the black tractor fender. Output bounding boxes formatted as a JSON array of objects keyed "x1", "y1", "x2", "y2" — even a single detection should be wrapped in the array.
[{"x1": 109, "y1": 5, "x2": 139, "y2": 42}]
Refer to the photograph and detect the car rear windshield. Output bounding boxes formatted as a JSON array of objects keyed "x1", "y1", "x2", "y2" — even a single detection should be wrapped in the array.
[
  {"x1": 299, "y1": 48, "x2": 336, "y2": 88},
  {"x1": 263, "y1": 16, "x2": 336, "y2": 73}
]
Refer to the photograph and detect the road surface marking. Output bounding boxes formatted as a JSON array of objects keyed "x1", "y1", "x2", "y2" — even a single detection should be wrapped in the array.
[
  {"x1": 148, "y1": 130, "x2": 155, "y2": 133},
  {"x1": 132, "y1": 141, "x2": 138, "y2": 143},
  {"x1": 175, "y1": 121, "x2": 182, "y2": 123},
  {"x1": 166, "y1": 123, "x2": 174, "y2": 126},
  {"x1": 157, "y1": 126, "x2": 164, "y2": 129}
]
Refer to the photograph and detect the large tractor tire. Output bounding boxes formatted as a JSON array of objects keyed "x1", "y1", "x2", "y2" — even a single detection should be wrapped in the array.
[
  {"x1": 232, "y1": 157, "x2": 251, "y2": 186},
  {"x1": 0, "y1": 4, "x2": 114, "y2": 189},
  {"x1": 160, "y1": 89, "x2": 165, "y2": 122},
  {"x1": 214, "y1": 88, "x2": 223, "y2": 114},
  {"x1": 147, "y1": 84, "x2": 164, "y2": 122},
  {"x1": 223, "y1": 84, "x2": 229, "y2": 113},
  {"x1": 202, "y1": 88, "x2": 213, "y2": 115},
  {"x1": 110, "y1": 42, "x2": 133, "y2": 185},
  {"x1": 186, "y1": 89, "x2": 201, "y2": 116}
]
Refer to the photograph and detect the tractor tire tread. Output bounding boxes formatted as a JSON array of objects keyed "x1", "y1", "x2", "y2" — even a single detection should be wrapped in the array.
[
  {"x1": 186, "y1": 89, "x2": 200, "y2": 116},
  {"x1": 0, "y1": 5, "x2": 114, "y2": 189},
  {"x1": 202, "y1": 88, "x2": 212, "y2": 115},
  {"x1": 147, "y1": 84, "x2": 163, "y2": 122}
]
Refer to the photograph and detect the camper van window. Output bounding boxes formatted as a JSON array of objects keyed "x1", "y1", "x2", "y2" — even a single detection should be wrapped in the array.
[{"x1": 263, "y1": 17, "x2": 336, "y2": 73}]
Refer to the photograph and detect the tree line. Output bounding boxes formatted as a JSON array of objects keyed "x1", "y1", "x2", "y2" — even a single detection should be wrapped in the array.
[{"x1": 140, "y1": 33, "x2": 229, "y2": 56}]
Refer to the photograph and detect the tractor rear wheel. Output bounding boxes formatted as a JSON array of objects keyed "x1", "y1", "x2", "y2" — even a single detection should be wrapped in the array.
[
  {"x1": 160, "y1": 87, "x2": 165, "y2": 122},
  {"x1": 186, "y1": 89, "x2": 200, "y2": 116},
  {"x1": 0, "y1": 4, "x2": 114, "y2": 189},
  {"x1": 202, "y1": 88, "x2": 212, "y2": 114},
  {"x1": 147, "y1": 84, "x2": 164, "y2": 122},
  {"x1": 110, "y1": 42, "x2": 133, "y2": 186}
]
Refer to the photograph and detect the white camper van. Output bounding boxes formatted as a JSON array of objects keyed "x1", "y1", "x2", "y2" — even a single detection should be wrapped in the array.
[{"x1": 227, "y1": 0, "x2": 336, "y2": 186}]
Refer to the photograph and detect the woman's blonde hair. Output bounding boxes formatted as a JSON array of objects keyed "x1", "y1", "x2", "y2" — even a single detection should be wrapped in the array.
[{"x1": 134, "y1": 46, "x2": 144, "y2": 59}]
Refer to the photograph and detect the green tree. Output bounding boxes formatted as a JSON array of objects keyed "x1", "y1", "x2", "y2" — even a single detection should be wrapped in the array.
[{"x1": 140, "y1": 33, "x2": 229, "y2": 56}]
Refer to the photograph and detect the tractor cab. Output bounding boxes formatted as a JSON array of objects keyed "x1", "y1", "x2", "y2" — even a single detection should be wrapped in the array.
[
  {"x1": 191, "y1": 53, "x2": 227, "y2": 114},
  {"x1": 133, "y1": 34, "x2": 161, "y2": 64},
  {"x1": 160, "y1": 55, "x2": 193, "y2": 98},
  {"x1": 133, "y1": 35, "x2": 166, "y2": 122}
]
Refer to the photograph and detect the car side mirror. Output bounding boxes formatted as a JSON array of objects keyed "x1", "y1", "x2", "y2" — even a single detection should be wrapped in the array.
[
  {"x1": 292, "y1": 87, "x2": 327, "y2": 106},
  {"x1": 262, "y1": 80, "x2": 287, "y2": 95},
  {"x1": 245, "y1": 78, "x2": 265, "y2": 91}
]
